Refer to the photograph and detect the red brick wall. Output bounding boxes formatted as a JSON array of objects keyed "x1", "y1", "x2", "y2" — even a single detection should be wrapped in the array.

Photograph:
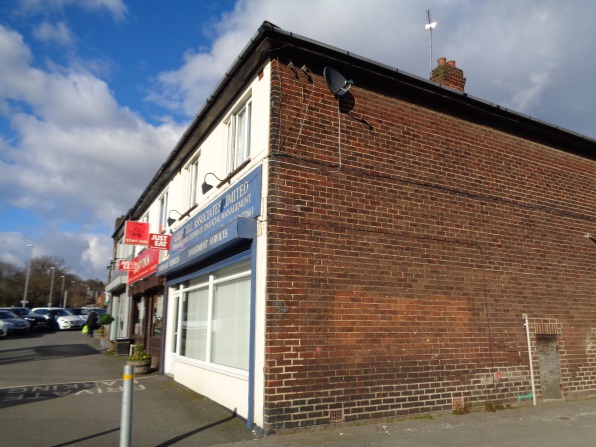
[{"x1": 264, "y1": 60, "x2": 596, "y2": 430}]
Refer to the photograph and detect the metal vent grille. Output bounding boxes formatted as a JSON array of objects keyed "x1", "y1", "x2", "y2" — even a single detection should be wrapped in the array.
[{"x1": 329, "y1": 409, "x2": 344, "y2": 423}]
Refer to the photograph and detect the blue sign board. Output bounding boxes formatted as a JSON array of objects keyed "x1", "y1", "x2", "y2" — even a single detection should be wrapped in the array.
[{"x1": 157, "y1": 166, "x2": 262, "y2": 276}]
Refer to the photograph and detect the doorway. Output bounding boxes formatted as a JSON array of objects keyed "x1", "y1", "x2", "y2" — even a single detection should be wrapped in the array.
[{"x1": 536, "y1": 335, "x2": 562, "y2": 399}]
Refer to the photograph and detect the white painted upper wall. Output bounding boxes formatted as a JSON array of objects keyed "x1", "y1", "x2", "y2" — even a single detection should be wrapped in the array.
[{"x1": 143, "y1": 60, "x2": 271, "y2": 234}]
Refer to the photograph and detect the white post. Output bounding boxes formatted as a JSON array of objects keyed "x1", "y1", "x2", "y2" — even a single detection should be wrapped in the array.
[
  {"x1": 22, "y1": 244, "x2": 34, "y2": 307},
  {"x1": 119, "y1": 364, "x2": 134, "y2": 447},
  {"x1": 47, "y1": 267, "x2": 56, "y2": 307},
  {"x1": 60, "y1": 276, "x2": 65, "y2": 308},
  {"x1": 523, "y1": 314, "x2": 537, "y2": 405}
]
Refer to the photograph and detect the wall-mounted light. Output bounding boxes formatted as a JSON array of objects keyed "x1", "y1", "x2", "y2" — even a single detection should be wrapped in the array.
[
  {"x1": 202, "y1": 172, "x2": 228, "y2": 195},
  {"x1": 167, "y1": 210, "x2": 183, "y2": 227}
]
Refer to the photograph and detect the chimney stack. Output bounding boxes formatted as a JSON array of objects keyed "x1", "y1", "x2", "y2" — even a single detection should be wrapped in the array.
[{"x1": 430, "y1": 57, "x2": 466, "y2": 92}]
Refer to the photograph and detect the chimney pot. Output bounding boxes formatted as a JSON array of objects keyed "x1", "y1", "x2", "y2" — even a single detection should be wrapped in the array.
[
  {"x1": 437, "y1": 57, "x2": 447, "y2": 66},
  {"x1": 447, "y1": 60, "x2": 456, "y2": 66}
]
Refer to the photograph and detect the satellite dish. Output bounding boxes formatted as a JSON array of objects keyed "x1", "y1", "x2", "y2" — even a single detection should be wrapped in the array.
[{"x1": 324, "y1": 67, "x2": 353, "y2": 96}]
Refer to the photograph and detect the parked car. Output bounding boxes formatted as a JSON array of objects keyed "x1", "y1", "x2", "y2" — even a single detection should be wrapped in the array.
[
  {"x1": 31, "y1": 308, "x2": 84, "y2": 331},
  {"x1": 82, "y1": 307, "x2": 107, "y2": 315},
  {"x1": 66, "y1": 308, "x2": 90, "y2": 323},
  {"x1": 0, "y1": 307, "x2": 49, "y2": 331},
  {"x1": 0, "y1": 320, "x2": 7, "y2": 338},
  {"x1": 0, "y1": 310, "x2": 30, "y2": 334}
]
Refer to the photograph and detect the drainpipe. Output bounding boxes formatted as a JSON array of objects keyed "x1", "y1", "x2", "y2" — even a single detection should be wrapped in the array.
[
  {"x1": 522, "y1": 314, "x2": 537, "y2": 405},
  {"x1": 247, "y1": 235, "x2": 258, "y2": 429}
]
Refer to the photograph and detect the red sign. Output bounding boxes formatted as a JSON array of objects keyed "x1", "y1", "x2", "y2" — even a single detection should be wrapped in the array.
[
  {"x1": 127, "y1": 248, "x2": 160, "y2": 284},
  {"x1": 148, "y1": 233, "x2": 171, "y2": 250},
  {"x1": 118, "y1": 260, "x2": 136, "y2": 271},
  {"x1": 124, "y1": 221, "x2": 150, "y2": 245}
]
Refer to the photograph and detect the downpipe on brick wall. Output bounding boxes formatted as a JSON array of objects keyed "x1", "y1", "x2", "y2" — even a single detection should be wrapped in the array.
[{"x1": 523, "y1": 313, "x2": 537, "y2": 405}]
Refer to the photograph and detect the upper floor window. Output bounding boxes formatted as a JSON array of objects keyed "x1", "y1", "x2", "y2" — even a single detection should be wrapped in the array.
[
  {"x1": 187, "y1": 156, "x2": 200, "y2": 209},
  {"x1": 226, "y1": 100, "x2": 251, "y2": 173},
  {"x1": 158, "y1": 191, "x2": 168, "y2": 233}
]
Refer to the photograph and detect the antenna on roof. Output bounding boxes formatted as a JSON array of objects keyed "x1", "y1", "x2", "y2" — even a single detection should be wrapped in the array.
[{"x1": 425, "y1": 9, "x2": 437, "y2": 76}]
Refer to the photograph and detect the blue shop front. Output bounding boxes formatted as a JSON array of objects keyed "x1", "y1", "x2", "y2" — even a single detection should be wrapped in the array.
[{"x1": 158, "y1": 166, "x2": 264, "y2": 426}]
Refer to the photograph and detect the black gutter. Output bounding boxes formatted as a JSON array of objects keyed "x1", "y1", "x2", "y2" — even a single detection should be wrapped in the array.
[{"x1": 121, "y1": 20, "x2": 596, "y2": 226}]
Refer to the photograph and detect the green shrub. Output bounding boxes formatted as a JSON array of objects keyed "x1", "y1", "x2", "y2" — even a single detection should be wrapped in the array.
[{"x1": 99, "y1": 313, "x2": 114, "y2": 325}]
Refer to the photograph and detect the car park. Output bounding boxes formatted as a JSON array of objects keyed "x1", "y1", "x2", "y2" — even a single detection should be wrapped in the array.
[
  {"x1": 31, "y1": 308, "x2": 84, "y2": 331},
  {"x1": 0, "y1": 307, "x2": 49, "y2": 331},
  {"x1": 0, "y1": 310, "x2": 30, "y2": 334}
]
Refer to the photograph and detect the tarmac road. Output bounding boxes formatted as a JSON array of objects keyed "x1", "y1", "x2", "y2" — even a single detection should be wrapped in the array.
[{"x1": 1, "y1": 330, "x2": 596, "y2": 446}]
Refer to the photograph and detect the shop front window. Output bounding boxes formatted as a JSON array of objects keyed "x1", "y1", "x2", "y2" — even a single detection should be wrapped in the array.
[{"x1": 178, "y1": 258, "x2": 251, "y2": 371}]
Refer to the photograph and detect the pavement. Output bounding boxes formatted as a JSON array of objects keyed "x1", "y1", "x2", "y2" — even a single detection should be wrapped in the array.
[{"x1": 1, "y1": 331, "x2": 596, "y2": 446}]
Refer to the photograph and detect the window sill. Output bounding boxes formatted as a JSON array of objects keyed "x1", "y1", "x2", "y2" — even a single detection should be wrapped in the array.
[{"x1": 217, "y1": 158, "x2": 252, "y2": 188}]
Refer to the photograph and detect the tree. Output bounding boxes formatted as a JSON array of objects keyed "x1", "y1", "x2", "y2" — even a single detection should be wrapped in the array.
[
  {"x1": 0, "y1": 262, "x2": 25, "y2": 307},
  {"x1": 0, "y1": 256, "x2": 104, "y2": 308}
]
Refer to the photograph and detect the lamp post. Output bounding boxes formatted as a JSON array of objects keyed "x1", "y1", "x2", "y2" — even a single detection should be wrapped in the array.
[
  {"x1": 69, "y1": 280, "x2": 75, "y2": 308},
  {"x1": 47, "y1": 267, "x2": 56, "y2": 307},
  {"x1": 21, "y1": 244, "x2": 34, "y2": 308},
  {"x1": 60, "y1": 275, "x2": 66, "y2": 307}
]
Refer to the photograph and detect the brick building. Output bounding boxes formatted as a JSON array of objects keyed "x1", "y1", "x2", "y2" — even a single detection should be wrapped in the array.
[{"x1": 114, "y1": 22, "x2": 596, "y2": 432}]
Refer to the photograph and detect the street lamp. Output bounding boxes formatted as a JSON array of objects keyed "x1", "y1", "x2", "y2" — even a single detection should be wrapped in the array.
[
  {"x1": 21, "y1": 244, "x2": 34, "y2": 308},
  {"x1": 60, "y1": 275, "x2": 66, "y2": 308},
  {"x1": 47, "y1": 267, "x2": 56, "y2": 307}
]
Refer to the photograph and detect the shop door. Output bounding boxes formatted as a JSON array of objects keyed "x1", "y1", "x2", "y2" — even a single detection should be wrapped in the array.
[
  {"x1": 148, "y1": 294, "x2": 164, "y2": 364},
  {"x1": 536, "y1": 335, "x2": 562, "y2": 399},
  {"x1": 164, "y1": 293, "x2": 180, "y2": 375}
]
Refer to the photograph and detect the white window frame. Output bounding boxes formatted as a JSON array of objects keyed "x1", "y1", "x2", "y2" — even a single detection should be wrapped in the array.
[
  {"x1": 158, "y1": 190, "x2": 168, "y2": 233},
  {"x1": 186, "y1": 155, "x2": 200, "y2": 209},
  {"x1": 226, "y1": 99, "x2": 252, "y2": 173},
  {"x1": 176, "y1": 258, "x2": 251, "y2": 376}
]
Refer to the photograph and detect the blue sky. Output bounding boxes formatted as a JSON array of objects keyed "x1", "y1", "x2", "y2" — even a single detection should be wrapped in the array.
[{"x1": 2, "y1": 0, "x2": 596, "y2": 280}]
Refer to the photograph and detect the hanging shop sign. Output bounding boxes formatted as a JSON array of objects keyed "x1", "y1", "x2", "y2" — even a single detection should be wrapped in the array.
[
  {"x1": 124, "y1": 221, "x2": 150, "y2": 245},
  {"x1": 148, "y1": 233, "x2": 171, "y2": 250},
  {"x1": 127, "y1": 248, "x2": 160, "y2": 285},
  {"x1": 118, "y1": 260, "x2": 136, "y2": 271},
  {"x1": 157, "y1": 166, "x2": 262, "y2": 276}
]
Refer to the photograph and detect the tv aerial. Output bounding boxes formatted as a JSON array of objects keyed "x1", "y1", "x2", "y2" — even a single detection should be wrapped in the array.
[
  {"x1": 323, "y1": 67, "x2": 353, "y2": 96},
  {"x1": 425, "y1": 9, "x2": 437, "y2": 76}
]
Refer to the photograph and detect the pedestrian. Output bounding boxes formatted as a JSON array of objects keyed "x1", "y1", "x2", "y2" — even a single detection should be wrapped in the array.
[
  {"x1": 86, "y1": 310, "x2": 99, "y2": 337},
  {"x1": 47, "y1": 309, "x2": 59, "y2": 331}
]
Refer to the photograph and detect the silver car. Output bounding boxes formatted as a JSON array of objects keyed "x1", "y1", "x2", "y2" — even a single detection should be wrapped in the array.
[
  {"x1": 0, "y1": 310, "x2": 30, "y2": 334},
  {"x1": 31, "y1": 308, "x2": 84, "y2": 331}
]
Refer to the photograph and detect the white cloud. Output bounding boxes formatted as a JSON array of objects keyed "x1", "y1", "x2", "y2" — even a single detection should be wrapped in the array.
[
  {"x1": 0, "y1": 228, "x2": 113, "y2": 280},
  {"x1": 0, "y1": 23, "x2": 182, "y2": 278},
  {"x1": 33, "y1": 21, "x2": 73, "y2": 45},
  {"x1": 17, "y1": 0, "x2": 127, "y2": 21},
  {"x1": 81, "y1": 233, "x2": 112, "y2": 280},
  {"x1": 497, "y1": 71, "x2": 553, "y2": 112}
]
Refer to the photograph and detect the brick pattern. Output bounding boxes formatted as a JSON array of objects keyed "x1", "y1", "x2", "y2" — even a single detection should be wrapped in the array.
[
  {"x1": 263, "y1": 60, "x2": 596, "y2": 430},
  {"x1": 430, "y1": 61, "x2": 466, "y2": 91}
]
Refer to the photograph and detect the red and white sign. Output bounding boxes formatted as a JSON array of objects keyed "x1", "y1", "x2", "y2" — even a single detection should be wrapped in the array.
[
  {"x1": 127, "y1": 248, "x2": 160, "y2": 285},
  {"x1": 118, "y1": 260, "x2": 136, "y2": 271},
  {"x1": 124, "y1": 221, "x2": 150, "y2": 246},
  {"x1": 148, "y1": 233, "x2": 171, "y2": 250}
]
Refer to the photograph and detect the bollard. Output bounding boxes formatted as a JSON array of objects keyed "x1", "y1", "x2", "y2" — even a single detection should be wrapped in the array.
[{"x1": 119, "y1": 364, "x2": 134, "y2": 447}]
